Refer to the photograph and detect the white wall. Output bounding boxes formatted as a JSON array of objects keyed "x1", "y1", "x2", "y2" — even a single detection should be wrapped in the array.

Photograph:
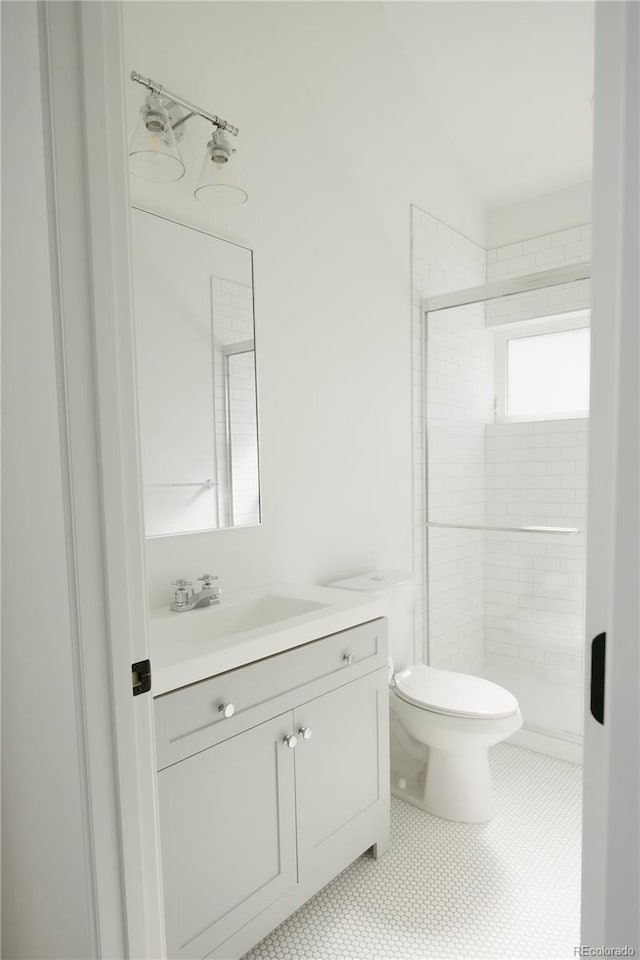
[
  {"x1": 1, "y1": 4, "x2": 94, "y2": 957},
  {"x1": 121, "y1": 2, "x2": 486, "y2": 615},
  {"x1": 486, "y1": 181, "x2": 592, "y2": 248}
]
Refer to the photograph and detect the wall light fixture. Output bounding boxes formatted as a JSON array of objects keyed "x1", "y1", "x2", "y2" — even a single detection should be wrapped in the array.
[
  {"x1": 129, "y1": 71, "x2": 247, "y2": 205},
  {"x1": 194, "y1": 129, "x2": 248, "y2": 207}
]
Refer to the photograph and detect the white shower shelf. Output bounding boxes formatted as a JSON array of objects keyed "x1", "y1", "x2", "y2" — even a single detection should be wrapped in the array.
[{"x1": 427, "y1": 521, "x2": 581, "y2": 535}]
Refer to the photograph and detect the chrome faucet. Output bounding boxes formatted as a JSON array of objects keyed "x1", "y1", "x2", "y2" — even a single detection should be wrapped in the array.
[{"x1": 170, "y1": 574, "x2": 222, "y2": 612}]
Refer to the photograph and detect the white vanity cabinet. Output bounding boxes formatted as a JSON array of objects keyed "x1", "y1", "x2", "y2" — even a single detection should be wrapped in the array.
[
  {"x1": 154, "y1": 618, "x2": 389, "y2": 960},
  {"x1": 293, "y1": 669, "x2": 385, "y2": 880},
  {"x1": 157, "y1": 713, "x2": 297, "y2": 960}
]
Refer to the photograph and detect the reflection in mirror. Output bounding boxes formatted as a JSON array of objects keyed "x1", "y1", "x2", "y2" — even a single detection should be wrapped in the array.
[{"x1": 130, "y1": 208, "x2": 260, "y2": 536}]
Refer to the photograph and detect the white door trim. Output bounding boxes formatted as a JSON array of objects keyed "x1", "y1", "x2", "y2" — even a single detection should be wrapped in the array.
[
  {"x1": 42, "y1": 2, "x2": 165, "y2": 956},
  {"x1": 582, "y1": 0, "x2": 640, "y2": 949},
  {"x1": 41, "y1": 0, "x2": 640, "y2": 955}
]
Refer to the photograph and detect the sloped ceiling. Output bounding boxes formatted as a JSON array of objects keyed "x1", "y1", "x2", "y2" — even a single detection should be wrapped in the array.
[{"x1": 382, "y1": 1, "x2": 594, "y2": 208}]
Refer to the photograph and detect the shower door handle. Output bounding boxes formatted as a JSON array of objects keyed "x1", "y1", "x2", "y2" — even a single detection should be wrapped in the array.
[{"x1": 590, "y1": 632, "x2": 606, "y2": 725}]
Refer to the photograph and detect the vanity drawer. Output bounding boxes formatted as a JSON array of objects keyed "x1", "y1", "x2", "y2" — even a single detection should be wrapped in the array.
[{"x1": 154, "y1": 617, "x2": 387, "y2": 769}]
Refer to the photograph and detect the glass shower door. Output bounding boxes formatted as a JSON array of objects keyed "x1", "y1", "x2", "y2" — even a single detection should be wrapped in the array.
[{"x1": 425, "y1": 275, "x2": 590, "y2": 743}]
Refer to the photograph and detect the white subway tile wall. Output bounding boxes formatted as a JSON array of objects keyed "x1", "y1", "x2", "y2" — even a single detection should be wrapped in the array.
[
  {"x1": 411, "y1": 206, "x2": 487, "y2": 672},
  {"x1": 484, "y1": 225, "x2": 590, "y2": 695},
  {"x1": 484, "y1": 419, "x2": 588, "y2": 683},
  {"x1": 486, "y1": 225, "x2": 591, "y2": 278},
  {"x1": 485, "y1": 278, "x2": 591, "y2": 327},
  {"x1": 412, "y1": 215, "x2": 590, "y2": 721},
  {"x1": 486, "y1": 225, "x2": 591, "y2": 327}
]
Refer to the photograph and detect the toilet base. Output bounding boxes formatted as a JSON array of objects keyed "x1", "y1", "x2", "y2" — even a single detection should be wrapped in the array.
[
  {"x1": 392, "y1": 746, "x2": 497, "y2": 823},
  {"x1": 423, "y1": 746, "x2": 496, "y2": 822}
]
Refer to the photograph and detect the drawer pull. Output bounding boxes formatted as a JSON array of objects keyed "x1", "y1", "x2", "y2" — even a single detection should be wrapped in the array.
[
  {"x1": 298, "y1": 726, "x2": 313, "y2": 741},
  {"x1": 283, "y1": 734, "x2": 298, "y2": 749},
  {"x1": 343, "y1": 652, "x2": 355, "y2": 665},
  {"x1": 219, "y1": 702, "x2": 235, "y2": 719}
]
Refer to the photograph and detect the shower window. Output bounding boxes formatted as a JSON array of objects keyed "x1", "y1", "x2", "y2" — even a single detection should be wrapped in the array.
[{"x1": 495, "y1": 311, "x2": 590, "y2": 421}]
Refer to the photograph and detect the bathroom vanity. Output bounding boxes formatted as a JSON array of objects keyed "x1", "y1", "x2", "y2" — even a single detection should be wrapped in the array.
[{"x1": 151, "y1": 585, "x2": 390, "y2": 960}]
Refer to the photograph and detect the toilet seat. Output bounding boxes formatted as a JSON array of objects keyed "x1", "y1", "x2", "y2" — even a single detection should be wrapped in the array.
[{"x1": 393, "y1": 663, "x2": 518, "y2": 720}]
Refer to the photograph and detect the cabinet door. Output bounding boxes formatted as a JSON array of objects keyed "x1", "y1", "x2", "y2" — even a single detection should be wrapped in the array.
[
  {"x1": 294, "y1": 668, "x2": 389, "y2": 879},
  {"x1": 158, "y1": 712, "x2": 297, "y2": 960}
]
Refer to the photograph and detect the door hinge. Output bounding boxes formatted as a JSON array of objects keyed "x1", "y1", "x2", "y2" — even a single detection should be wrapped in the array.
[{"x1": 132, "y1": 659, "x2": 151, "y2": 696}]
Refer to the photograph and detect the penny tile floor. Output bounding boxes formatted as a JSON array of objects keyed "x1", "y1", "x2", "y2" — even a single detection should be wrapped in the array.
[{"x1": 244, "y1": 743, "x2": 582, "y2": 960}]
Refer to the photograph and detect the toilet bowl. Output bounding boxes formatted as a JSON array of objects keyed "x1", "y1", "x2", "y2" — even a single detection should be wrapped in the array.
[
  {"x1": 390, "y1": 663, "x2": 522, "y2": 822},
  {"x1": 328, "y1": 570, "x2": 522, "y2": 823}
]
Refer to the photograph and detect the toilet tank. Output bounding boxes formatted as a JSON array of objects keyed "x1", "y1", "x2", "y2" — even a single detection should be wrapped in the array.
[{"x1": 327, "y1": 570, "x2": 415, "y2": 671}]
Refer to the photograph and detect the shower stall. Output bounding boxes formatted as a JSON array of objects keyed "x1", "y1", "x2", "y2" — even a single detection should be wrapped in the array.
[{"x1": 423, "y1": 263, "x2": 591, "y2": 752}]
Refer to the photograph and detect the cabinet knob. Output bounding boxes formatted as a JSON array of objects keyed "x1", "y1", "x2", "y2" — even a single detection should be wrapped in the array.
[
  {"x1": 298, "y1": 726, "x2": 313, "y2": 741},
  {"x1": 219, "y1": 702, "x2": 235, "y2": 719},
  {"x1": 283, "y1": 734, "x2": 298, "y2": 749},
  {"x1": 343, "y1": 652, "x2": 355, "y2": 665}
]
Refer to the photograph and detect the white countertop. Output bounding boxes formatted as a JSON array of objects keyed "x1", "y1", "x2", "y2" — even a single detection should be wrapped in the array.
[{"x1": 149, "y1": 582, "x2": 388, "y2": 696}]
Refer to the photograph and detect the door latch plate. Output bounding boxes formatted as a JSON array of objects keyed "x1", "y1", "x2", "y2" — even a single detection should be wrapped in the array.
[{"x1": 132, "y1": 659, "x2": 151, "y2": 696}]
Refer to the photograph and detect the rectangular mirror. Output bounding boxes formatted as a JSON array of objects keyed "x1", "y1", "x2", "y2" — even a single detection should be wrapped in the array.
[{"x1": 130, "y1": 208, "x2": 261, "y2": 536}]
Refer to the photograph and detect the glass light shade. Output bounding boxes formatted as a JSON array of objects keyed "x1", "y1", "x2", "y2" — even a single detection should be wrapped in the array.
[
  {"x1": 129, "y1": 95, "x2": 185, "y2": 183},
  {"x1": 194, "y1": 134, "x2": 248, "y2": 207}
]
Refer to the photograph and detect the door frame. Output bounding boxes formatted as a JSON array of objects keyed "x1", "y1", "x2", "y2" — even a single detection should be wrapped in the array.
[
  {"x1": 42, "y1": 2, "x2": 165, "y2": 956},
  {"x1": 581, "y1": 0, "x2": 640, "y2": 949},
  {"x1": 44, "y1": 0, "x2": 639, "y2": 955}
]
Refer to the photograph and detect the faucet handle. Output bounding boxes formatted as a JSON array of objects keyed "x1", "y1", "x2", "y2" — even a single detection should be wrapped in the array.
[
  {"x1": 171, "y1": 579, "x2": 193, "y2": 610},
  {"x1": 198, "y1": 574, "x2": 219, "y2": 589}
]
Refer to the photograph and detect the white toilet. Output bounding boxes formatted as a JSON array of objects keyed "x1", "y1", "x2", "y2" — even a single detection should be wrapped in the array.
[{"x1": 328, "y1": 570, "x2": 523, "y2": 823}]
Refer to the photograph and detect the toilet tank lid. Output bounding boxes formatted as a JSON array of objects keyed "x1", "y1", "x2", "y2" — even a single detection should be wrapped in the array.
[{"x1": 328, "y1": 570, "x2": 414, "y2": 592}]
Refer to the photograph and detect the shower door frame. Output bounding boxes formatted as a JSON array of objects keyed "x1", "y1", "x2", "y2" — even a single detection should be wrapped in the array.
[
  {"x1": 420, "y1": 261, "x2": 591, "y2": 733},
  {"x1": 422, "y1": 261, "x2": 591, "y2": 314}
]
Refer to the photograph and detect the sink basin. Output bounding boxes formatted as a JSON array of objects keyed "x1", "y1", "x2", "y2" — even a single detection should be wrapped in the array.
[
  {"x1": 182, "y1": 594, "x2": 329, "y2": 643},
  {"x1": 150, "y1": 581, "x2": 389, "y2": 696}
]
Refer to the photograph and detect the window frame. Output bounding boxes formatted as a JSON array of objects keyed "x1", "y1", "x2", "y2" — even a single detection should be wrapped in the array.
[{"x1": 494, "y1": 309, "x2": 591, "y2": 423}]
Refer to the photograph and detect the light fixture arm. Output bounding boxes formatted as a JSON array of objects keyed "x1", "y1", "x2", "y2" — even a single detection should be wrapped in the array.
[
  {"x1": 130, "y1": 71, "x2": 239, "y2": 137},
  {"x1": 170, "y1": 111, "x2": 196, "y2": 132}
]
